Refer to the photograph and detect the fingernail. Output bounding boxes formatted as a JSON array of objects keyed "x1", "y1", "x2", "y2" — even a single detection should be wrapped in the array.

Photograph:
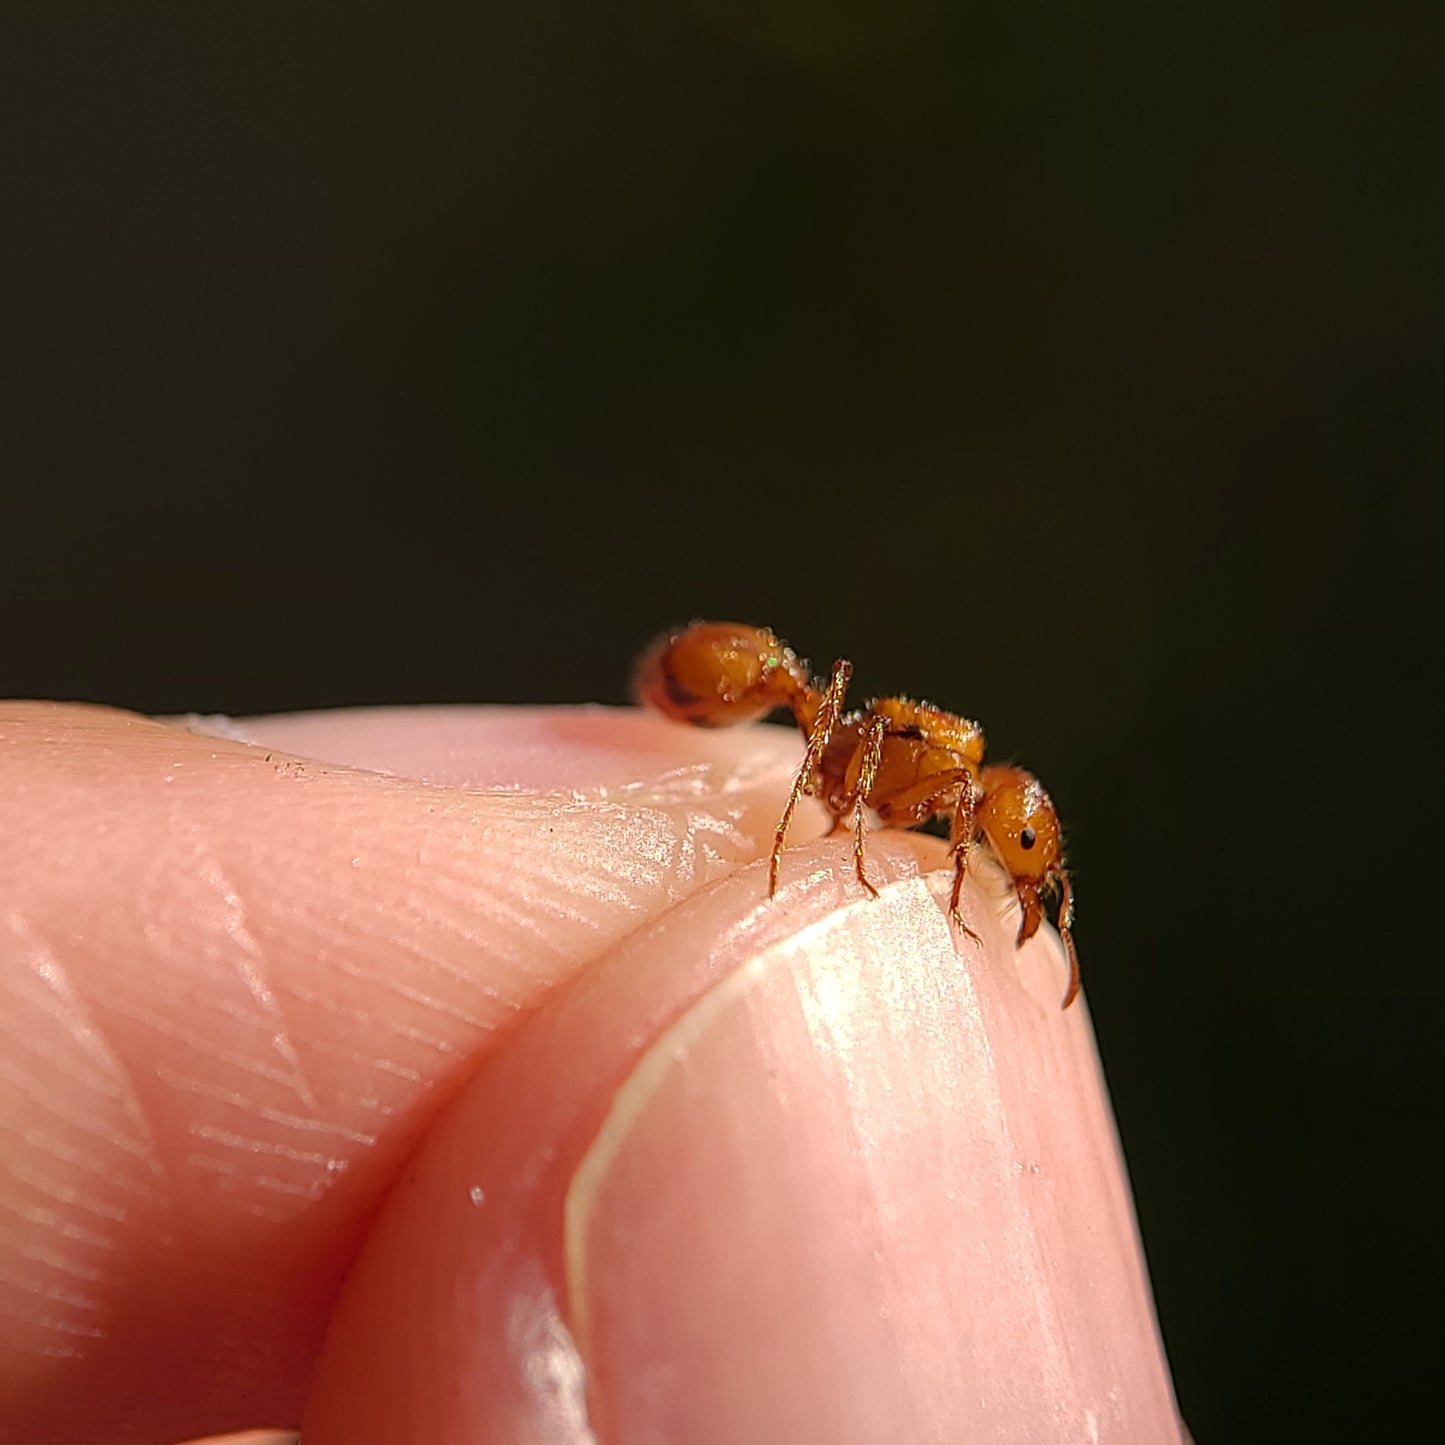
[{"x1": 565, "y1": 881, "x2": 1184, "y2": 1445}]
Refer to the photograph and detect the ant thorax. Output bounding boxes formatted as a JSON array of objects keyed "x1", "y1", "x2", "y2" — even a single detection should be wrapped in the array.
[{"x1": 813, "y1": 708, "x2": 982, "y2": 830}]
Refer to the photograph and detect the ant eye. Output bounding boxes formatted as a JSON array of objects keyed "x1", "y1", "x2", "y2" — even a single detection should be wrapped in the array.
[{"x1": 1019, "y1": 826, "x2": 1037, "y2": 850}]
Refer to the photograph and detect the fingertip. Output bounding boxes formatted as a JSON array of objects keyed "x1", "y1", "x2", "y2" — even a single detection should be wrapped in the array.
[{"x1": 304, "y1": 838, "x2": 1183, "y2": 1444}]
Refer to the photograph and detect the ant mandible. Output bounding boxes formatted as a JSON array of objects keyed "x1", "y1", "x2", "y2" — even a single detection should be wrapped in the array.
[{"x1": 634, "y1": 621, "x2": 1080, "y2": 1009}]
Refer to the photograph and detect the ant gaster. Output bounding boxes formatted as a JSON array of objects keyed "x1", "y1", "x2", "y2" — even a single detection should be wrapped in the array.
[{"x1": 635, "y1": 621, "x2": 1080, "y2": 1008}]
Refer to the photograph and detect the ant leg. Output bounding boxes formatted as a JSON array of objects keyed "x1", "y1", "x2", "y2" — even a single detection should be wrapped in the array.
[
  {"x1": 947, "y1": 776, "x2": 982, "y2": 944},
  {"x1": 848, "y1": 713, "x2": 888, "y2": 899},
  {"x1": 769, "y1": 658, "x2": 852, "y2": 896},
  {"x1": 1054, "y1": 869, "x2": 1081, "y2": 1010},
  {"x1": 948, "y1": 868, "x2": 982, "y2": 946}
]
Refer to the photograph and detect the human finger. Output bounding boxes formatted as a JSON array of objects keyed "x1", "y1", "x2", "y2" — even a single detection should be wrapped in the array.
[
  {"x1": 0, "y1": 702, "x2": 805, "y2": 1445},
  {"x1": 303, "y1": 834, "x2": 1185, "y2": 1444}
]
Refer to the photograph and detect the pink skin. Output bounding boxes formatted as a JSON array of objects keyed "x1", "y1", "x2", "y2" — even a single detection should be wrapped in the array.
[{"x1": 0, "y1": 702, "x2": 1184, "y2": 1445}]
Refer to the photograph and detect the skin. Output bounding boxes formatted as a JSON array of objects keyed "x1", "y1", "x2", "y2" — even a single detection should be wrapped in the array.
[{"x1": 0, "y1": 702, "x2": 1184, "y2": 1445}]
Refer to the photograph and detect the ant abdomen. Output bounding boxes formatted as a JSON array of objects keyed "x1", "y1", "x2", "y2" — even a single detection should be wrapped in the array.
[{"x1": 633, "y1": 622, "x2": 811, "y2": 729}]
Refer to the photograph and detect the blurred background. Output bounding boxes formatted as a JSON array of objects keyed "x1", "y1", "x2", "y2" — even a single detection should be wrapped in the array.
[{"x1": 6, "y1": 4, "x2": 1439, "y2": 1441}]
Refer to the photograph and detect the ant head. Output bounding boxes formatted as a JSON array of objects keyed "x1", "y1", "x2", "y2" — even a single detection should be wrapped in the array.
[
  {"x1": 978, "y1": 764, "x2": 1080, "y2": 1006},
  {"x1": 976, "y1": 765, "x2": 1063, "y2": 888}
]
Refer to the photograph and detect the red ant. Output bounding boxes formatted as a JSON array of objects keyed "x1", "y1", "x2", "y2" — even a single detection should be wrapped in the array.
[{"x1": 635, "y1": 621, "x2": 1080, "y2": 1008}]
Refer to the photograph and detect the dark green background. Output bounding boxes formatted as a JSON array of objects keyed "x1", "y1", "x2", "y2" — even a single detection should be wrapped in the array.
[{"x1": 6, "y1": 5, "x2": 1440, "y2": 1441}]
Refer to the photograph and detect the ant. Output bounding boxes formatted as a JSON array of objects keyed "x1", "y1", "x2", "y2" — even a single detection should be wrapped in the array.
[{"x1": 635, "y1": 621, "x2": 1080, "y2": 1009}]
